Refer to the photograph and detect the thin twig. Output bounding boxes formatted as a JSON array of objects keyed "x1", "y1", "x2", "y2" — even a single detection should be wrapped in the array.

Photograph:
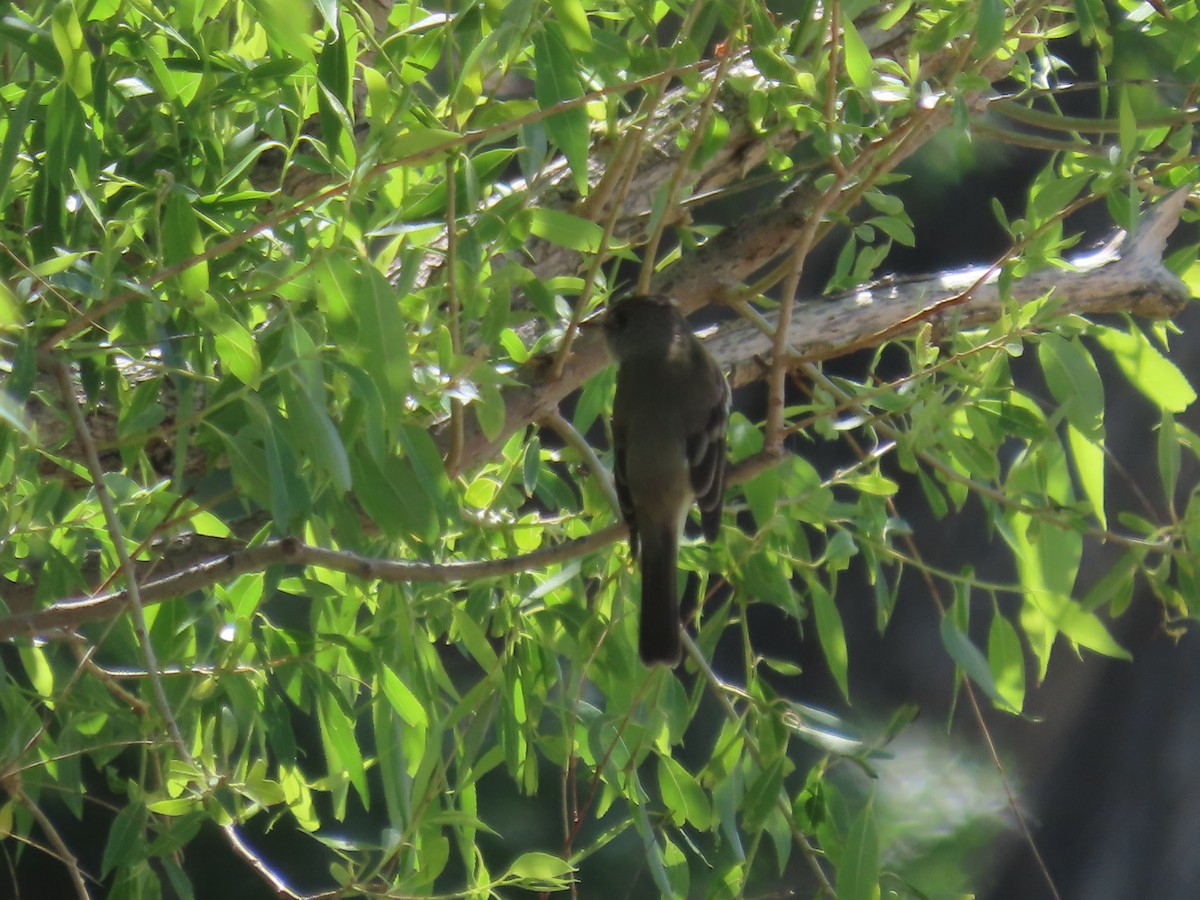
[
  {"x1": 541, "y1": 410, "x2": 622, "y2": 517},
  {"x1": 9, "y1": 782, "x2": 92, "y2": 900},
  {"x1": 684, "y1": 635, "x2": 837, "y2": 896},
  {"x1": 51, "y1": 359, "x2": 193, "y2": 764},
  {"x1": 636, "y1": 11, "x2": 743, "y2": 293}
]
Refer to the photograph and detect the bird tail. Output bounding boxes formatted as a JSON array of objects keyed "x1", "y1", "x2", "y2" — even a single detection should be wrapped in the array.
[{"x1": 639, "y1": 526, "x2": 682, "y2": 666}]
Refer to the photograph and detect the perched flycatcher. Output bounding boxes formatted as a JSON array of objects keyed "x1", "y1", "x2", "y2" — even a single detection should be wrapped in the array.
[{"x1": 604, "y1": 294, "x2": 730, "y2": 666}]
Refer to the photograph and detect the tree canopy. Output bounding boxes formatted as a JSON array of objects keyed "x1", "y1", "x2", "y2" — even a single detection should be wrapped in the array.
[{"x1": 1, "y1": 0, "x2": 1199, "y2": 897}]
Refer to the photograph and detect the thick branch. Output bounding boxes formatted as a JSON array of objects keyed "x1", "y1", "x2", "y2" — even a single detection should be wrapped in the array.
[
  {"x1": 443, "y1": 188, "x2": 1194, "y2": 474},
  {"x1": 715, "y1": 187, "x2": 1194, "y2": 384}
]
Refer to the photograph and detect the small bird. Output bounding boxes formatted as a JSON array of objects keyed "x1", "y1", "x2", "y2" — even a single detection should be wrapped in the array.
[{"x1": 604, "y1": 294, "x2": 730, "y2": 666}]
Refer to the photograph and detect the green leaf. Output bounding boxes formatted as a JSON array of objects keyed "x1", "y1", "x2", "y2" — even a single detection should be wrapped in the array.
[
  {"x1": 548, "y1": 0, "x2": 592, "y2": 51},
  {"x1": 1073, "y1": 0, "x2": 1112, "y2": 58},
  {"x1": 1159, "y1": 409, "x2": 1181, "y2": 509},
  {"x1": 0, "y1": 83, "x2": 37, "y2": 210},
  {"x1": 318, "y1": 682, "x2": 368, "y2": 806},
  {"x1": 398, "y1": 424, "x2": 459, "y2": 523},
  {"x1": 0, "y1": 392, "x2": 32, "y2": 438},
  {"x1": 18, "y1": 645, "x2": 53, "y2": 697},
  {"x1": 524, "y1": 208, "x2": 605, "y2": 252},
  {"x1": 101, "y1": 800, "x2": 147, "y2": 876},
  {"x1": 1056, "y1": 605, "x2": 1131, "y2": 660},
  {"x1": 317, "y1": 30, "x2": 351, "y2": 159},
  {"x1": 522, "y1": 435, "x2": 541, "y2": 495},
  {"x1": 1029, "y1": 172, "x2": 1089, "y2": 222},
  {"x1": 162, "y1": 191, "x2": 209, "y2": 299},
  {"x1": 941, "y1": 615, "x2": 1009, "y2": 706},
  {"x1": 314, "y1": 0, "x2": 340, "y2": 33},
  {"x1": 281, "y1": 370, "x2": 352, "y2": 492},
  {"x1": 974, "y1": 0, "x2": 1005, "y2": 57},
  {"x1": 741, "y1": 756, "x2": 785, "y2": 832},
  {"x1": 1118, "y1": 86, "x2": 1137, "y2": 159},
  {"x1": 841, "y1": 15, "x2": 873, "y2": 91},
  {"x1": 474, "y1": 377, "x2": 507, "y2": 443},
  {"x1": 392, "y1": 127, "x2": 461, "y2": 161},
  {"x1": 279, "y1": 323, "x2": 352, "y2": 493},
  {"x1": 1095, "y1": 324, "x2": 1195, "y2": 413},
  {"x1": 51, "y1": 0, "x2": 93, "y2": 98},
  {"x1": 1083, "y1": 555, "x2": 1137, "y2": 617},
  {"x1": 379, "y1": 664, "x2": 429, "y2": 728},
  {"x1": 147, "y1": 798, "x2": 199, "y2": 816},
  {"x1": 453, "y1": 606, "x2": 499, "y2": 669},
  {"x1": 244, "y1": 0, "x2": 314, "y2": 62},
  {"x1": 504, "y1": 851, "x2": 575, "y2": 883},
  {"x1": 1038, "y1": 333, "x2": 1104, "y2": 440},
  {"x1": 352, "y1": 266, "x2": 412, "y2": 409},
  {"x1": 533, "y1": 23, "x2": 589, "y2": 195},
  {"x1": 262, "y1": 412, "x2": 300, "y2": 526},
  {"x1": 742, "y1": 465, "x2": 781, "y2": 531},
  {"x1": 657, "y1": 757, "x2": 710, "y2": 829},
  {"x1": 811, "y1": 581, "x2": 849, "y2": 701},
  {"x1": 213, "y1": 320, "x2": 262, "y2": 385},
  {"x1": 836, "y1": 796, "x2": 880, "y2": 900},
  {"x1": 350, "y1": 451, "x2": 436, "y2": 544},
  {"x1": 988, "y1": 611, "x2": 1026, "y2": 712},
  {"x1": 1067, "y1": 423, "x2": 1106, "y2": 529},
  {"x1": 743, "y1": 551, "x2": 795, "y2": 612}
]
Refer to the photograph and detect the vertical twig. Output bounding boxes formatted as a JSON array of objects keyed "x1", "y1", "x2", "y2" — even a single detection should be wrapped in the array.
[
  {"x1": 8, "y1": 782, "x2": 92, "y2": 900},
  {"x1": 51, "y1": 360, "x2": 192, "y2": 763},
  {"x1": 635, "y1": 3, "x2": 743, "y2": 294}
]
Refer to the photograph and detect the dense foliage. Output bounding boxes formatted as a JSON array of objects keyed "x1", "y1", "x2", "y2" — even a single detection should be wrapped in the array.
[{"x1": 1, "y1": 0, "x2": 1198, "y2": 897}]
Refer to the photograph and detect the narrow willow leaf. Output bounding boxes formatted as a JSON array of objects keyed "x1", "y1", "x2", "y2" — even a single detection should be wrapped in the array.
[
  {"x1": 1159, "y1": 409, "x2": 1181, "y2": 509},
  {"x1": 811, "y1": 581, "x2": 850, "y2": 701},
  {"x1": 1067, "y1": 423, "x2": 1106, "y2": 529},
  {"x1": 524, "y1": 207, "x2": 605, "y2": 252},
  {"x1": 51, "y1": 1, "x2": 93, "y2": 97},
  {"x1": 101, "y1": 801, "x2": 147, "y2": 876},
  {"x1": 837, "y1": 796, "x2": 880, "y2": 900},
  {"x1": 353, "y1": 266, "x2": 412, "y2": 409},
  {"x1": 1118, "y1": 86, "x2": 1137, "y2": 159},
  {"x1": 657, "y1": 756, "x2": 710, "y2": 829},
  {"x1": 841, "y1": 15, "x2": 873, "y2": 91},
  {"x1": 548, "y1": 0, "x2": 593, "y2": 51},
  {"x1": 379, "y1": 665, "x2": 429, "y2": 728},
  {"x1": 1038, "y1": 333, "x2": 1104, "y2": 440},
  {"x1": 533, "y1": 23, "x2": 589, "y2": 195},
  {"x1": 314, "y1": 0, "x2": 340, "y2": 33},
  {"x1": 317, "y1": 30, "x2": 350, "y2": 158},
  {"x1": 1056, "y1": 604, "x2": 1131, "y2": 660},
  {"x1": 349, "y1": 451, "x2": 435, "y2": 543},
  {"x1": 741, "y1": 756, "x2": 786, "y2": 832},
  {"x1": 1095, "y1": 325, "x2": 1195, "y2": 413},
  {"x1": 392, "y1": 126, "x2": 461, "y2": 161},
  {"x1": 974, "y1": 0, "x2": 1005, "y2": 57},
  {"x1": 162, "y1": 191, "x2": 209, "y2": 298},
  {"x1": 988, "y1": 611, "x2": 1026, "y2": 712},
  {"x1": 635, "y1": 803, "x2": 673, "y2": 896},
  {"x1": 318, "y1": 685, "x2": 368, "y2": 804},
  {"x1": 504, "y1": 851, "x2": 575, "y2": 882},
  {"x1": 941, "y1": 615, "x2": 1006, "y2": 702},
  {"x1": 213, "y1": 320, "x2": 261, "y2": 385},
  {"x1": 281, "y1": 370, "x2": 352, "y2": 493}
]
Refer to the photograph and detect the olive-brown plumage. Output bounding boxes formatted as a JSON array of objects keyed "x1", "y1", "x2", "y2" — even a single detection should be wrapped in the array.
[{"x1": 604, "y1": 294, "x2": 730, "y2": 666}]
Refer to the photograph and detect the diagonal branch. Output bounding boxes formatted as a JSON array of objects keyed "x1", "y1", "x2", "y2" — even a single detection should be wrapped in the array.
[{"x1": 440, "y1": 186, "x2": 1193, "y2": 474}]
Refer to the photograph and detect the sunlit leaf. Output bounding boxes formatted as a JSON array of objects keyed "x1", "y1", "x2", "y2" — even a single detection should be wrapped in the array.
[{"x1": 533, "y1": 22, "x2": 589, "y2": 195}]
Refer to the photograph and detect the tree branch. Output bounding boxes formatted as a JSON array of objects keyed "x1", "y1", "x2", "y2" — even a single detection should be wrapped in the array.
[
  {"x1": 0, "y1": 529, "x2": 624, "y2": 642},
  {"x1": 442, "y1": 186, "x2": 1194, "y2": 473}
]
